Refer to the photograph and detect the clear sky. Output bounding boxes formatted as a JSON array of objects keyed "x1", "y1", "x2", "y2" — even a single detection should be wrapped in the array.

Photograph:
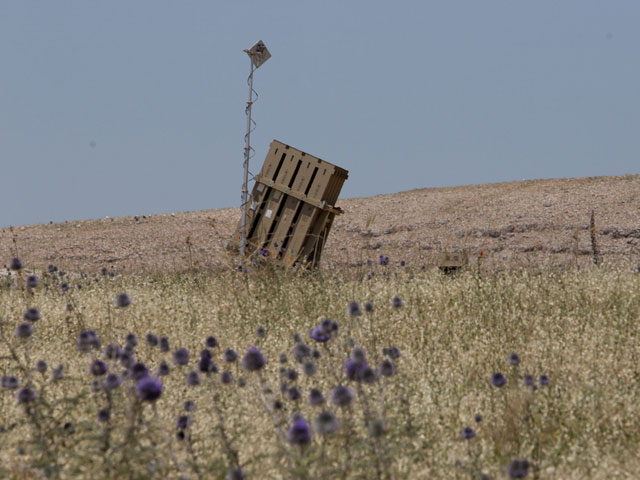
[{"x1": 1, "y1": 1, "x2": 638, "y2": 227}]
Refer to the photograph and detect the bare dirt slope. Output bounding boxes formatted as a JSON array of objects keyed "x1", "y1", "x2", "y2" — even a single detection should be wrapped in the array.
[{"x1": 2, "y1": 175, "x2": 639, "y2": 273}]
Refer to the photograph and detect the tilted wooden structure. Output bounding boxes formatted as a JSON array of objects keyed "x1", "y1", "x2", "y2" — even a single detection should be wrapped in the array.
[{"x1": 229, "y1": 140, "x2": 348, "y2": 268}]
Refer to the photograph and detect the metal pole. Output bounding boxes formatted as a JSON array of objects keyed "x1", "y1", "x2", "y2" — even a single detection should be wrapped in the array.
[{"x1": 240, "y1": 61, "x2": 255, "y2": 266}]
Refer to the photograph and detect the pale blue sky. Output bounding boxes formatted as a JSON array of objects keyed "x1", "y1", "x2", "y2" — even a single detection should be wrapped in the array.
[{"x1": 1, "y1": 1, "x2": 638, "y2": 227}]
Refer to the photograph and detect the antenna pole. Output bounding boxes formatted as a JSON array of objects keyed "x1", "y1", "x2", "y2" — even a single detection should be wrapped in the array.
[{"x1": 240, "y1": 61, "x2": 255, "y2": 266}]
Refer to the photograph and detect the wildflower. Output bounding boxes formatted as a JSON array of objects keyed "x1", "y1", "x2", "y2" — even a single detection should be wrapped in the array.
[
  {"x1": 35, "y1": 360, "x2": 48, "y2": 373},
  {"x1": 242, "y1": 346, "x2": 266, "y2": 371},
  {"x1": 385, "y1": 346, "x2": 401, "y2": 359},
  {"x1": 131, "y1": 362, "x2": 149, "y2": 380},
  {"x1": 509, "y1": 353, "x2": 520, "y2": 366},
  {"x1": 90, "y1": 360, "x2": 109, "y2": 376},
  {"x1": 391, "y1": 295, "x2": 403, "y2": 308},
  {"x1": 279, "y1": 353, "x2": 288, "y2": 364},
  {"x1": 227, "y1": 466, "x2": 245, "y2": 480},
  {"x1": 104, "y1": 374, "x2": 122, "y2": 390},
  {"x1": 16, "y1": 387, "x2": 37, "y2": 404},
  {"x1": 177, "y1": 415, "x2": 191, "y2": 430},
  {"x1": 205, "y1": 336, "x2": 218, "y2": 348},
  {"x1": 345, "y1": 358, "x2": 369, "y2": 381},
  {"x1": 302, "y1": 359, "x2": 317, "y2": 376},
  {"x1": 176, "y1": 430, "x2": 185, "y2": 441},
  {"x1": 313, "y1": 411, "x2": 340, "y2": 435},
  {"x1": 63, "y1": 421, "x2": 75, "y2": 434},
  {"x1": 9, "y1": 258, "x2": 23, "y2": 271},
  {"x1": 312, "y1": 348, "x2": 321, "y2": 359},
  {"x1": 256, "y1": 326, "x2": 266, "y2": 338},
  {"x1": 491, "y1": 372, "x2": 507, "y2": 388},
  {"x1": 51, "y1": 364, "x2": 64, "y2": 381},
  {"x1": 115, "y1": 347, "x2": 132, "y2": 366},
  {"x1": 22, "y1": 307, "x2": 39, "y2": 320},
  {"x1": 157, "y1": 361, "x2": 170, "y2": 376},
  {"x1": 1, "y1": 375, "x2": 19, "y2": 390},
  {"x1": 285, "y1": 368, "x2": 298, "y2": 381},
  {"x1": 474, "y1": 414, "x2": 483, "y2": 423},
  {"x1": 223, "y1": 349, "x2": 238, "y2": 363},
  {"x1": 198, "y1": 355, "x2": 216, "y2": 373},
  {"x1": 145, "y1": 333, "x2": 159, "y2": 347},
  {"x1": 292, "y1": 332, "x2": 302, "y2": 343},
  {"x1": 348, "y1": 301, "x2": 362, "y2": 317},
  {"x1": 293, "y1": 343, "x2": 311, "y2": 362},
  {"x1": 308, "y1": 388, "x2": 325, "y2": 406},
  {"x1": 461, "y1": 426, "x2": 476, "y2": 440},
  {"x1": 351, "y1": 347, "x2": 366, "y2": 362},
  {"x1": 310, "y1": 326, "x2": 331, "y2": 343},
  {"x1": 380, "y1": 359, "x2": 395, "y2": 377},
  {"x1": 539, "y1": 374, "x2": 550, "y2": 386},
  {"x1": 364, "y1": 301, "x2": 374, "y2": 313},
  {"x1": 186, "y1": 370, "x2": 201, "y2": 386},
  {"x1": 25, "y1": 275, "x2": 38, "y2": 288},
  {"x1": 506, "y1": 459, "x2": 531, "y2": 478},
  {"x1": 104, "y1": 343, "x2": 121, "y2": 360},
  {"x1": 115, "y1": 293, "x2": 131, "y2": 308},
  {"x1": 47, "y1": 264, "x2": 58, "y2": 273},
  {"x1": 136, "y1": 376, "x2": 163, "y2": 402},
  {"x1": 15, "y1": 322, "x2": 33, "y2": 339},
  {"x1": 523, "y1": 374, "x2": 535, "y2": 387},
  {"x1": 184, "y1": 400, "x2": 196, "y2": 411},
  {"x1": 125, "y1": 333, "x2": 138, "y2": 348},
  {"x1": 159, "y1": 336, "x2": 170, "y2": 352},
  {"x1": 287, "y1": 387, "x2": 302, "y2": 401},
  {"x1": 173, "y1": 348, "x2": 190, "y2": 366},
  {"x1": 330, "y1": 385, "x2": 354, "y2": 407},
  {"x1": 61, "y1": 282, "x2": 69, "y2": 292},
  {"x1": 378, "y1": 255, "x2": 389, "y2": 265},
  {"x1": 369, "y1": 419, "x2": 386, "y2": 438},
  {"x1": 287, "y1": 417, "x2": 312, "y2": 446},
  {"x1": 361, "y1": 366, "x2": 377, "y2": 384},
  {"x1": 221, "y1": 371, "x2": 233, "y2": 384},
  {"x1": 320, "y1": 318, "x2": 338, "y2": 333},
  {"x1": 98, "y1": 409, "x2": 110, "y2": 422},
  {"x1": 77, "y1": 330, "x2": 101, "y2": 352},
  {"x1": 91, "y1": 379, "x2": 102, "y2": 392}
]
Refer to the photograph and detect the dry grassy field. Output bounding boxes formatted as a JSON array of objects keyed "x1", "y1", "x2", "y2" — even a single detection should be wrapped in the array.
[{"x1": 1, "y1": 175, "x2": 639, "y2": 479}]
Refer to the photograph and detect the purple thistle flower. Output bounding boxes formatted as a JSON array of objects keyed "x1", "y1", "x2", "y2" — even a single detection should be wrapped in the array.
[
  {"x1": 364, "y1": 301, "x2": 374, "y2": 313},
  {"x1": 308, "y1": 388, "x2": 325, "y2": 406},
  {"x1": 15, "y1": 322, "x2": 33, "y2": 339},
  {"x1": 184, "y1": 400, "x2": 196, "y2": 411},
  {"x1": 302, "y1": 359, "x2": 317, "y2": 376},
  {"x1": 223, "y1": 349, "x2": 238, "y2": 363},
  {"x1": 310, "y1": 326, "x2": 331, "y2": 343},
  {"x1": 198, "y1": 356, "x2": 216, "y2": 373},
  {"x1": 221, "y1": 370, "x2": 233, "y2": 384},
  {"x1": 98, "y1": 409, "x2": 110, "y2": 422},
  {"x1": 256, "y1": 326, "x2": 266, "y2": 338},
  {"x1": 77, "y1": 330, "x2": 101, "y2": 352},
  {"x1": 285, "y1": 368, "x2": 298, "y2": 382},
  {"x1": 136, "y1": 376, "x2": 163, "y2": 402},
  {"x1": 292, "y1": 343, "x2": 311, "y2": 362},
  {"x1": 186, "y1": 370, "x2": 201, "y2": 386},
  {"x1": 16, "y1": 387, "x2": 37, "y2": 404},
  {"x1": 523, "y1": 374, "x2": 536, "y2": 387},
  {"x1": 475, "y1": 414, "x2": 483, "y2": 423},
  {"x1": 348, "y1": 301, "x2": 362, "y2": 317},
  {"x1": 22, "y1": 307, "x2": 41, "y2": 322},
  {"x1": 120, "y1": 350, "x2": 134, "y2": 368},
  {"x1": 461, "y1": 426, "x2": 476, "y2": 440},
  {"x1": 507, "y1": 459, "x2": 531, "y2": 478},
  {"x1": 200, "y1": 349, "x2": 212, "y2": 360},
  {"x1": 539, "y1": 374, "x2": 550, "y2": 386},
  {"x1": 330, "y1": 385, "x2": 354, "y2": 407},
  {"x1": 385, "y1": 346, "x2": 401, "y2": 359},
  {"x1": 35, "y1": 360, "x2": 48, "y2": 374},
  {"x1": 61, "y1": 282, "x2": 69, "y2": 292},
  {"x1": 351, "y1": 347, "x2": 366, "y2": 362},
  {"x1": 115, "y1": 293, "x2": 131, "y2": 308},
  {"x1": 491, "y1": 372, "x2": 507, "y2": 388},
  {"x1": 51, "y1": 364, "x2": 64, "y2": 381},
  {"x1": 9, "y1": 258, "x2": 23, "y2": 271},
  {"x1": 157, "y1": 361, "x2": 170, "y2": 376},
  {"x1": 177, "y1": 415, "x2": 191, "y2": 429},
  {"x1": 205, "y1": 336, "x2": 218, "y2": 348},
  {"x1": 391, "y1": 295, "x2": 403, "y2": 308},
  {"x1": 509, "y1": 353, "x2": 520, "y2": 366},
  {"x1": 380, "y1": 359, "x2": 395, "y2": 377},
  {"x1": 287, "y1": 417, "x2": 312, "y2": 446},
  {"x1": 47, "y1": 264, "x2": 58, "y2": 273},
  {"x1": 145, "y1": 333, "x2": 159, "y2": 347},
  {"x1": 1, "y1": 375, "x2": 19, "y2": 390},
  {"x1": 125, "y1": 333, "x2": 138, "y2": 348},
  {"x1": 227, "y1": 467, "x2": 245, "y2": 480},
  {"x1": 313, "y1": 411, "x2": 340, "y2": 435},
  {"x1": 159, "y1": 336, "x2": 170, "y2": 352},
  {"x1": 104, "y1": 343, "x2": 121, "y2": 360},
  {"x1": 90, "y1": 359, "x2": 108, "y2": 376},
  {"x1": 287, "y1": 387, "x2": 302, "y2": 401},
  {"x1": 242, "y1": 346, "x2": 266, "y2": 371},
  {"x1": 25, "y1": 275, "x2": 38, "y2": 288},
  {"x1": 131, "y1": 362, "x2": 149, "y2": 380},
  {"x1": 173, "y1": 348, "x2": 190, "y2": 366},
  {"x1": 104, "y1": 373, "x2": 122, "y2": 390}
]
